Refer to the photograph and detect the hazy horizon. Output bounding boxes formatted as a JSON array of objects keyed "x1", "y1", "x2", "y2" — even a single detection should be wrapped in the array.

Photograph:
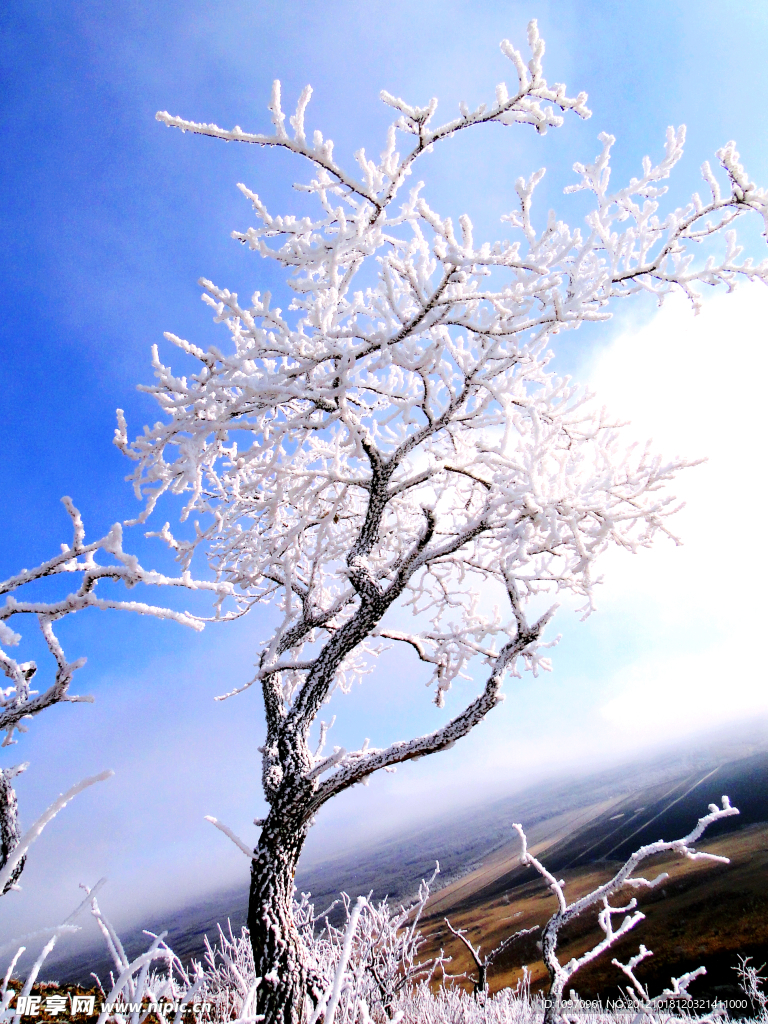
[{"x1": 26, "y1": 714, "x2": 768, "y2": 985}]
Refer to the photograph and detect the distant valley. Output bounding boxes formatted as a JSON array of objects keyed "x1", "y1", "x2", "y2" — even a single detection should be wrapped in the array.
[{"x1": 44, "y1": 730, "x2": 768, "y2": 1003}]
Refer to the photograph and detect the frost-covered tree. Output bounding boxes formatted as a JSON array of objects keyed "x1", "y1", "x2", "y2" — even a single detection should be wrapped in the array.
[{"x1": 112, "y1": 20, "x2": 768, "y2": 1024}]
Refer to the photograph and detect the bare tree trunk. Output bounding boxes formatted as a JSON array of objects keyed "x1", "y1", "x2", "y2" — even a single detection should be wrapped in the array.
[
  {"x1": 248, "y1": 809, "x2": 317, "y2": 1024},
  {"x1": 475, "y1": 963, "x2": 487, "y2": 998}
]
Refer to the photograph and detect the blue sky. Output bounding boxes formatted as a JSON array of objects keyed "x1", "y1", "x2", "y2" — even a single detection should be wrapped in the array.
[{"x1": 2, "y1": 0, "x2": 768, "y2": 945}]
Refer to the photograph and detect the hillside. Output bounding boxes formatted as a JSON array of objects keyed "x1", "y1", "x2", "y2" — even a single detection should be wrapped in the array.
[{"x1": 41, "y1": 733, "x2": 768, "y2": 995}]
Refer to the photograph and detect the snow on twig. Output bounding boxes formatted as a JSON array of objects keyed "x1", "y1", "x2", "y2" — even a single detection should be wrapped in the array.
[{"x1": 0, "y1": 772, "x2": 113, "y2": 894}]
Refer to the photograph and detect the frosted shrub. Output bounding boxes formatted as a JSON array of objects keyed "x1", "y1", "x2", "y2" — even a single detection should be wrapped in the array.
[
  {"x1": 198, "y1": 922, "x2": 259, "y2": 1023},
  {"x1": 735, "y1": 958, "x2": 768, "y2": 1024}
]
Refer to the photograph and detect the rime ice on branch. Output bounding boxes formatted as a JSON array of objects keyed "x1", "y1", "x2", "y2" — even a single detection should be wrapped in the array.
[
  {"x1": 141, "y1": 19, "x2": 768, "y2": 1024},
  {"x1": 0, "y1": 498, "x2": 231, "y2": 892},
  {"x1": 514, "y1": 797, "x2": 739, "y2": 1024}
]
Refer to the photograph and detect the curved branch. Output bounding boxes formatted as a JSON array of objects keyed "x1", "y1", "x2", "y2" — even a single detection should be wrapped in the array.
[
  {"x1": 155, "y1": 112, "x2": 381, "y2": 210},
  {"x1": 308, "y1": 625, "x2": 540, "y2": 812},
  {"x1": 0, "y1": 771, "x2": 114, "y2": 896}
]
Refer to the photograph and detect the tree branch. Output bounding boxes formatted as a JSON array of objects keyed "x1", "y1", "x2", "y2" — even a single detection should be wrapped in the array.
[{"x1": 308, "y1": 626, "x2": 537, "y2": 810}]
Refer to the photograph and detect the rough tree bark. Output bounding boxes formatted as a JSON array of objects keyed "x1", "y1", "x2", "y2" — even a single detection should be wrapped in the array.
[
  {"x1": 0, "y1": 765, "x2": 26, "y2": 894},
  {"x1": 249, "y1": 818, "x2": 313, "y2": 1024}
]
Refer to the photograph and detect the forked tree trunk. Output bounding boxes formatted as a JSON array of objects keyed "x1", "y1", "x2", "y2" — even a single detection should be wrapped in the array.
[{"x1": 248, "y1": 812, "x2": 315, "y2": 1024}]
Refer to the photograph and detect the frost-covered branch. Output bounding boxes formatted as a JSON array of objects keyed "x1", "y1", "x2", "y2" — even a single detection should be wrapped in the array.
[
  {"x1": 0, "y1": 497, "x2": 231, "y2": 746},
  {"x1": 734, "y1": 955, "x2": 768, "y2": 1017},
  {"x1": 310, "y1": 601, "x2": 554, "y2": 809},
  {"x1": 444, "y1": 917, "x2": 538, "y2": 998},
  {"x1": 0, "y1": 878, "x2": 107, "y2": 1021},
  {"x1": 0, "y1": 771, "x2": 114, "y2": 896},
  {"x1": 611, "y1": 945, "x2": 706, "y2": 1011},
  {"x1": 204, "y1": 816, "x2": 257, "y2": 860},
  {"x1": 514, "y1": 797, "x2": 739, "y2": 1023},
  {"x1": 156, "y1": 22, "x2": 590, "y2": 217},
  {"x1": 0, "y1": 498, "x2": 229, "y2": 893}
]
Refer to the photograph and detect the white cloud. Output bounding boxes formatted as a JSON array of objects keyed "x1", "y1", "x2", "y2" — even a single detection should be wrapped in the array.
[{"x1": 580, "y1": 282, "x2": 768, "y2": 740}]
